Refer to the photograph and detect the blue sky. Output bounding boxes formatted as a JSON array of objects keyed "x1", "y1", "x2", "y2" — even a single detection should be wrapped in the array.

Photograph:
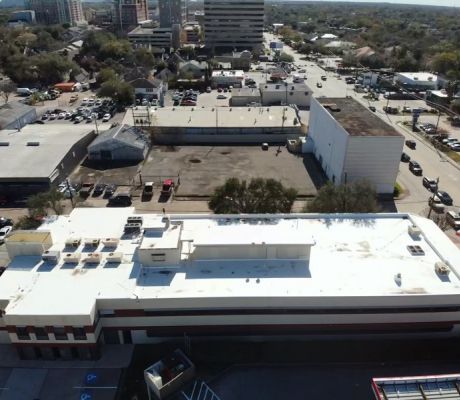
[{"x1": 286, "y1": 0, "x2": 459, "y2": 6}]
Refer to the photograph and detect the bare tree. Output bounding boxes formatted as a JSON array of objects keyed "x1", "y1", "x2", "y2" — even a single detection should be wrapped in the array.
[{"x1": 0, "y1": 81, "x2": 17, "y2": 104}]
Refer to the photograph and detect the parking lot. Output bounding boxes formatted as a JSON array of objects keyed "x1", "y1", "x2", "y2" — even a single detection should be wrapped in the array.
[{"x1": 142, "y1": 145, "x2": 324, "y2": 197}]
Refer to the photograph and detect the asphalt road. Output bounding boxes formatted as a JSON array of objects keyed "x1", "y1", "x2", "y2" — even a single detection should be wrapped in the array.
[{"x1": 264, "y1": 32, "x2": 460, "y2": 216}]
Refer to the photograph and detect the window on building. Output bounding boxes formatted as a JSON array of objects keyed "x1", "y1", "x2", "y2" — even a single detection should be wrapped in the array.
[
  {"x1": 305, "y1": 92, "x2": 309, "y2": 96},
  {"x1": 34, "y1": 327, "x2": 48, "y2": 340},
  {"x1": 53, "y1": 326, "x2": 67, "y2": 340},
  {"x1": 151, "y1": 253, "x2": 166, "y2": 262},
  {"x1": 16, "y1": 326, "x2": 30, "y2": 340},
  {"x1": 146, "y1": 88, "x2": 153, "y2": 92},
  {"x1": 73, "y1": 327, "x2": 87, "y2": 341}
]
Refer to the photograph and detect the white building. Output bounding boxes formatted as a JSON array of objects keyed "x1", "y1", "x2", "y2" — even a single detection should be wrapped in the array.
[
  {"x1": 395, "y1": 72, "x2": 439, "y2": 90},
  {"x1": 308, "y1": 97, "x2": 404, "y2": 194},
  {"x1": 204, "y1": 0, "x2": 265, "y2": 50},
  {"x1": 211, "y1": 70, "x2": 245, "y2": 88},
  {"x1": 230, "y1": 87, "x2": 261, "y2": 106},
  {"x1": 260, "y1": 82, "x2": 313, "y2": 108},
  {"x1": 129, "y1": 78, "x2": 164, "y2": 101},
  {"x1": 1, "y1": 209, "x2": 460, "y2": 360},
  {"x1": 128, "y1": 26, "x2": 172, "y2": 50}
]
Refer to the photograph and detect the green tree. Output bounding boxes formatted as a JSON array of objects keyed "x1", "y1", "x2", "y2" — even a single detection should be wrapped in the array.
[
  {"x1": 279, "y1": 52, "x2": 294, "y2": 63},
  {"x1": 98, "y1": 78, "x2": 134, "y2": 105},
  {"x1": 0, "y1": 81, "x2": 16, "y2": 104},
  {"x1": 99, "y1": 40, "x2": 132, "y2": 61},
  {"x1": 305, "y1": 180, "x2": 379, "y2": 213},
  {"x1": 96, "y1": 67, "x2": 118, "y2": 85},
  {"x1": 26, "y1": 189, "x2": 65, "y2": 219},
  {"x1": 451, "y1": 100, "x2": 460, "y2": 115},
  {"x1": 134, "y1": 48, "x2": 156, "y2": 69},
  {"x1": 208, "y1": 178, "x2": 297, "y2": 214}
]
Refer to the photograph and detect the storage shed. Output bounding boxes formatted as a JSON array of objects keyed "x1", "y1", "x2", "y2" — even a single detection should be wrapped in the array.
[{"x1": 88, "y1": 125, "x2": 150, "y2": 161}]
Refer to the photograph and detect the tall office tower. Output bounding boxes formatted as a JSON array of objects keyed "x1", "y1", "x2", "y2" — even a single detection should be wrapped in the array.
[
  {"x1": 26, "y1": 0, "x2": 85, "y2": 26},
  {"x1": 113, "y1": 0, "x2": 149, "y2": 31},
  {"x1": 158, "y1": 0, "x2": 187, "y2": 28},
  {"x1": 204, "y1": 0, "x2": 264, "y2": 50}
]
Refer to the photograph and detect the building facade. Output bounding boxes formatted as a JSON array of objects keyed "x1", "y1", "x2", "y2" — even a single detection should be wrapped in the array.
[
  {"x1": 204, "y1": 0, "x2": 265, "y2": 50},
  {"x1": 1, "y1": 209, "x2": 460, "y2": 360},
  {"x1": 159, "y1": 0, "x2": 186, "y2": 28},
  {"x1": 308, "y1": 97, "x2": 404, "y2": 194},
  {"x1": 26, "y1": 0, "x2": 84, "y2": 25},
  {"x1": 128, "y1": 26, "x2": 172, "y2": 50},
  {"x1": 113, "y1": 0, "x2": 149, "y2": 31},
  {"x1": 260, "y1": 82, "x2": 313, "y2": 108}
]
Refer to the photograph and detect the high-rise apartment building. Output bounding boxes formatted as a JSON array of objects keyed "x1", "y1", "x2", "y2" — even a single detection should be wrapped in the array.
[
  {"x1": 26, "y1": 0, "x2": 85, "y2": 26},
  {"x1": 113, "y1": 0, "x2": 149, "y2": 31},
  {"x1": 204, "y1": 0, "x2": 264, "y2": 50},
  {"x1": 158, "y1": 0, "x2": 187, "y2": 28}
]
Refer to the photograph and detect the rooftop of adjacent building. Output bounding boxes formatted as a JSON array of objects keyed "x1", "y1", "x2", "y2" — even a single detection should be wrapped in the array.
[
  {"x1": 316, "y1": 97, "x2": 403, "y2": 137},
  {"x1": 211, "y1": 70, "x2": 245, "y2": 78},
  {"x1": 123, "y1": 106, "x2": 301, "y2": 128},
  {"x1": 260, "y1": 82, "x2": 312, "y2": 93},
  {"x1": 0, "y1": 209, "x2": 460, "y2": 320},
  {"x1": 396, "y1": 72, "x2": 438, "y2": 82}
]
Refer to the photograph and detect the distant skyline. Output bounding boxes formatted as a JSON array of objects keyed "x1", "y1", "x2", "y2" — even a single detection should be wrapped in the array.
[{"x1": 276, "y1": 0, "x2": 459, "y2": 7}]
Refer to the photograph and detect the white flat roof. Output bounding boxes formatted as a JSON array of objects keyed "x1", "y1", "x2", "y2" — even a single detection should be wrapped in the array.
[
  {"x1": 397, "y1": 72, "x2": 438, "y2": 82},
  {"x1": 0, "y1": 124, "x2": 95, "y2": 179},
  {"x1": 1, "y1": 210, "x2": 460, "y2": 321},
  {"x1": 124, "y1": 106, "x2": 300, "y2": 128},
  {"x1": 212, "y1": 70, "x2": 244, "y2": 78}
]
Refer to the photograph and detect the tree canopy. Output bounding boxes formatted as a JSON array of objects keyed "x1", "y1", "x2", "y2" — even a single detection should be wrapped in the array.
[
  {"x1": 305, "y1": 181, "x2": 379, "y2": 213},
  {"x1": 208, "y1": 178, "x2": 298, "y2": 214},
  {"x1": 98, "y1": 78, "x2": 134, "y2": 105}
]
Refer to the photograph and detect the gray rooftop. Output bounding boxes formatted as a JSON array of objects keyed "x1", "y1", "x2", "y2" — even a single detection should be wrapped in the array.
[
  {"x1": 90, "y1": 125, "x2": 149, "y2": 151},
  {"x1": 0, "y1": 125, "x2": 95, "y2": 179},
  {"x1": 317, "y1": 97, "x2": 403, "y2": 137},
  {"x1": 0, "y1": 102, "x2": 35, "y2": 129}
]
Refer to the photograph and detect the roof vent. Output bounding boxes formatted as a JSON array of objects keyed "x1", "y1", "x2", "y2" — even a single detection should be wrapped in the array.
[
  {"x1": 102, "y1": 238, "x2": 120, "y2": 248},
  {"x1": 407, "y1": 245, "x2": 425, "y2": 256},
  {"x1": 42, "y1": 250, "x2": 60, "y2": 263},
  {"x1": 84, "y1": 238, "x2": 100, "y2": 247},
  {"x1": 408, "y1": 225, "x2": 422, "y2": 237},
  {"x1": 106, "y1": 252, "x2": 123, "y2": 263},
  {"x1": 127, "y1": 216, "x2": 143, "y2": 225},
  {"x1": 26, "y1": 142, "x2": 40, "y2": 146},
  {"x1": 63, "y1": 252, "x2": 81, "y2": 264},
  {"x1": 65, "y1": 237, "x2": 81, "y2": 248},
  {"x1": 435, "y1": 261, "x2": 450, "y2": 275},
  {"x1": 85, "y1": 253, "x2": 101, "y2": 264}
]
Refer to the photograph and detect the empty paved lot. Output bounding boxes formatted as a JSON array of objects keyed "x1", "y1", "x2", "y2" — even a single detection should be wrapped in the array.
[{"x1": 142, "y1": 146, "x2": 323, "y2": 197}]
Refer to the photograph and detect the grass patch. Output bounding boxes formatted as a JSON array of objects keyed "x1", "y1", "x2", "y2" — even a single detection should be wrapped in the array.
[
  {"x1": 447, "y1": 151, "x2": 460, "y2": 164},
  {"x1": 394, "y1": 182, "x2": 403, "y2": 198}
]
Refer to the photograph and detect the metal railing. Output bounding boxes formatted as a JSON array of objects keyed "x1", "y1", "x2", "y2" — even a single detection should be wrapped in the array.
[{"x1": 182, "y1": 381, "x2": 222, "y2": 400}]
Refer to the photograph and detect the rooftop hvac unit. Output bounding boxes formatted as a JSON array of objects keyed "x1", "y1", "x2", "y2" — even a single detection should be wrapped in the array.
[
  {"x1": 124, "y1": 223, "x2": 142, "y2": 234},
  {"x1": 102, "y1": 238, "x2": 120, "y2": 248},
  {"x1": 408, "y1": 225, "x2": 422, "y2": 237},
  {"x1": 84, "y1": 238, "x2": 100, "y2": 247},
  {"x1": 65, "y1": 238, "x2": 81, "y2": 248},
  {"x1": 435, "y1": 261, "x2": 450, "y2": 275},
  {"x1": 85, "y1": 253, "x2": 101, "y2": 263},
  {"x1": 106, "y1": 252, "x2": 123, "y2": 263},
  {"x1": 63, "y1": 252, "x2": 81, "y2": 264},
  {"x1": 42, "y1": 250, "x2": 61, "y2": 263},
  {"x1": 127, "y1": 216, "x2": 143, "y2": 225}
]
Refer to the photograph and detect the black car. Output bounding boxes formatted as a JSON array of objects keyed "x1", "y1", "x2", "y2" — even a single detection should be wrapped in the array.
[
  {"x1": 108, "y1": 193, "x2": 132, "y2": 207},
  {"x1": 0, "y1": 217, "x2": 13, "y2": 229},
  {"x1": 436, "y1": 190, "x2": 453, "y2": 206},
  {"x1": 401, "y1": 152, "x2": 410, "y2": 162},
  {"x1": 369, "y1": 106, "x2": 376, "y2": 112},
  {"x1": 92, "y1": 183, "x2": 107, "y2": 197},
  {"x1": 409, "y1": 160, "x2": 423, "y2": 175},
  {"x1": 104, "y1": 184, "x2": 117, "y2": 198},
  {"x1": 422, "y1": 177, "x2": 437, "y2": 192},
  {"x1": 405, "y1": 140, "x2": 416, "y2": 150}
]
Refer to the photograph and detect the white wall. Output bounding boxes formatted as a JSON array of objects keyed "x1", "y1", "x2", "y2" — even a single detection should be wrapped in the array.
[
  {"x1": 308, "y1": 99, "x2": 348, "y2": 183},
  {"x1": 345, "y1": 136, "x2": 404, "y2": 194}
]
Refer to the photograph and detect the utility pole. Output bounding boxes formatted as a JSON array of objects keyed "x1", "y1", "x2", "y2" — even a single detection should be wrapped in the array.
[{"x1": 427, "y1": 177, "x2": 440, "y2": 219}]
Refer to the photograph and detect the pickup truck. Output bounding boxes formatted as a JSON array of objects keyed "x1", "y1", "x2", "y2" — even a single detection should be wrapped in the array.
[
  {"x1": 161, "y1": 179, "x2": 174, "y2": 198},
  {"x1": 79, "y1": 182, "x2": 94, "y2": 197}
]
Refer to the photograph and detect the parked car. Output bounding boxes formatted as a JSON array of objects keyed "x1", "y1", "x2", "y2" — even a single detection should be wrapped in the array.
[
  {"x1": 58, "y1": 112, "x2": 66, "y2": 119},
  {"x1": 206, "y1": 86, "x2": 212, "y2": 93},
  {"x1": 405, "y1": 140, "x2": 416, "y2": 150},
  {"x1": 316, "y1": 82, "x2": 322, "y2": 88},
  {"x1": 92, "y1": 183, "x2": 107, "y2": 197},
  {"x1": 217, "y1": 94, "x2": 227, "y2": 100},
  {"x1": 142, "y1": 182, "x2": 154, "y2": 199},
  {"x1": 102, "y1": 113, "x2": 111, "y2": 122},
  {"x1": 321, "y1": 75, "x2": 327, "y2": 81},
  {"x1": 48, "y1": 113, "x2": 57, "y2": 120},
  {"x1": 74, "y1": 116, "x2": 84, "y2": 123},
  {"x1": 160, "y1": 179, "x2": 174, "y2": 199},
  {"x1": 108, "y1": 193, "x2": 132, "y2": 207},
  {"x1": 446, "y1": 211, "x2": 460, "y2": 230},
  {"x1": 429, "y1": 197, "x2": 445, "y2": 213},
  {"x1": 369, "y1": 106, "x2": 376, "y2": 112},
  {"x1": 401, "y1": 152, "x2": 410, "y2": 162},
  {"x1": 104, "y1": 184, "x2": 117, "y2": 198},
  {"x1": 422, "y1": 177, "x2": 437, "y2": 192},
  {"x1": 0, "y1": 217, "x2": 13, "y2": 229},
  {"x1": 79, "y1": 182, "x2": 94, "y2": 197},
  {"x1": 436, "y1": 190, "x2": 453, "y2": 206},
  {"x1": 409, "y1": 160, "x2": 423, "y2": 175},
  {"x1": 0, "y1": 226, "x2": 12, "y2": 244}
]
